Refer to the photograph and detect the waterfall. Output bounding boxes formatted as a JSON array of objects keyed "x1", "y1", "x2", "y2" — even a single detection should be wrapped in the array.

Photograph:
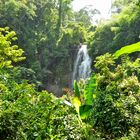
[{"x1": 72, "y1": 44, "x2": 91, "y2": 85}]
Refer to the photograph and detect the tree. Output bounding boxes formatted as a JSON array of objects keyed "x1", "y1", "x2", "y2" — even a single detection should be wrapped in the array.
[
  {"x1": 89, "y1": 2, "x2": 140, "y2": 59},
  {"x1": 57, "y1": 0, "x2": 74, "y2": 36},
  {"x1": 0, "y1": 27, "x2": 25, "y2": 68},
  {"x1": 111, "y1": 0, "x2": 135, "y2": 13},
  {"x1": 74, "y1": 6, "x2": 100, "y2": 26}
]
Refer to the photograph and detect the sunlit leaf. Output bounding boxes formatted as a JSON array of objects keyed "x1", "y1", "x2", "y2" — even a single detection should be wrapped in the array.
[
  {"x1": 74, "y1": 80, "x2": 80, "y2": 97},
  {"x1": 114, "y1": 42, "x2": 140, "y2": 58},
  {"x1": 84, "y1": 74, "x2": 97, "y2": 105},
  {"x1": 72, "y1": 97, "x2": 81, "y2": 114},
  {"x1": 79, "y1": 105, "x2": 92, "y2": 120}
]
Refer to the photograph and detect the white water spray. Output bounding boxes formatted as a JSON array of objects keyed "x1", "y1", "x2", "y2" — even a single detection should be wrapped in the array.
[{"x1": 72, "y1": 45, "x2": 91, "y2": 85}]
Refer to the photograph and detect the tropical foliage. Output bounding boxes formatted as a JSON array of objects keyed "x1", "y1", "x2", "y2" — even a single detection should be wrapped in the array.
[
  {"x1": 0, "y1": 0, "x2": 140, "y2": 139},
  {"x1": 89, "y1": 0, "x2": 140, "y2": 59},
  {"x1": 0, "y1": 27, "x2": 89, "y2": 140},
  {"x1": 114, "y1": 41, "x2": 140, "y2": 58},
  {"x1": 92, "y1": 53, "x2": 140, "y2": 139}
]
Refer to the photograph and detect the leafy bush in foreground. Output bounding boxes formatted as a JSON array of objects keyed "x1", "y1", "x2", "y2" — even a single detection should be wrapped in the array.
[
  {"x1": 0, "y1": 69, "x2": 90, "y2": 140},
  {"x1": 92, "y1": 53, "x2": 140, "y2": 139}
]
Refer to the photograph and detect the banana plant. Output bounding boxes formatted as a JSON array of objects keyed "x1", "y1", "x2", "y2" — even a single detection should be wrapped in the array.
[
  {"x1": 114, "y1": 42, "x2": 140, "y2": 58},
  {"x1": 72, "y1": 74, "x2": 97, "y2": 121}
]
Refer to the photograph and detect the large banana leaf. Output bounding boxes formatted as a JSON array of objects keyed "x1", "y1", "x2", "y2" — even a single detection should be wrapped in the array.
[
  {"x1": 79, "y1": 105, "x2": 92, "y2": 120},
  {"x1": 73, "y1": 75, "x2": 97, "y2": 120},
  {"x1": 84, "y1": 74, "x2": 97, "y2": 105},
  {"x1": 74, "y1": 80, "x2": 80, "y2": 97},
  {"x1": 114, "y1": 42, "x2": 140, "y2": 58},
  {"x1": 72, "y1": 97, "x2": 81, "y2": 114}
]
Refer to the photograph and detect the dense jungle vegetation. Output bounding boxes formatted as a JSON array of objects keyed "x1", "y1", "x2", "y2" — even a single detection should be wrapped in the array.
[{"x1": 0, "y1": 0, "x2": 140, "y2": 139}]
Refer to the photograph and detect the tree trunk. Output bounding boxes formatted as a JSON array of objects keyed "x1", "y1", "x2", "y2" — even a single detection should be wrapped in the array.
[{"x1": 57, "y1": 0, "x2": 62, "y2": 36}]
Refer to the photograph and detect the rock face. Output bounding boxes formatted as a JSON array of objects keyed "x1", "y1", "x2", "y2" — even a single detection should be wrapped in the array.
[
  {"x1": 46, "y1": 84, "x2": 62, "y2": 97},
  {"x1": 45, "y1": 46, "x2": 78, "y2": 97}
]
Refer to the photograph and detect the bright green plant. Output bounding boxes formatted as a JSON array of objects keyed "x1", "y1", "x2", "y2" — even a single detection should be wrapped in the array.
[
  {"x1": 0, "y1": 27, "x2": 25, "y2": 68},
  {"x1": 92, "y1": 53, "x2": 140, "y2": 139},
  {"x1": 114, "y1": 41, "x2": 140, "y2": 58},
  {"x1": 72, "y1": 74, "x2": 97, "y2": 121},
  {"x1": 0, "y1": 74, "x2": 89, "y2": 140}
]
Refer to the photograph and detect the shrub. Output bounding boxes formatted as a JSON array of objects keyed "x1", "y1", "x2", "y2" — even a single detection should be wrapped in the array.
[
  {"x1": 92, "y1": 54, "x2": 140, "y2": 139},
  {"x1": 0, "y1": 79, "x2": 89, "y2": 139}
]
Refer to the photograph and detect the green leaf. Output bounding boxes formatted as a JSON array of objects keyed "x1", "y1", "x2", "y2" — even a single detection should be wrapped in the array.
[
  {"x1": 74, "y1": 80, "x2": 80, "y2": 97},
  {"x1": 84, "y1": 74, "x2": 97, "y2": 105},
  {"x1": 72, "y1": 97, "x2": 81, "y2": 114},
  {"x1": 114, "y1": 42, "x2": 140, "y2": 58},
  {"x1": 79, "y1": 105, "x2": 92, "y2": 120}
]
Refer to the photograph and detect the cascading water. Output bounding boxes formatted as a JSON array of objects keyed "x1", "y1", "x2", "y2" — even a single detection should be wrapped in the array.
[{"x1": 72, "y1": 44, "x2": 91, "y2": 85}]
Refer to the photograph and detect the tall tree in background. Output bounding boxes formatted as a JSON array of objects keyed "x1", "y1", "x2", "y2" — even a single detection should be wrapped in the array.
[
  {"x1": 111, "y1": 0, "x2": 135, "y2": 13},
  {"x1": 89, "y1": 0, "x2": 140, "y2": 59},
  {"x1": 57, "y1": 0, "x2": 62, "y2": 36},
  {"x1": 74, "y1": 6, "x2": 100, "y2": 26},
  {"x1": 57, "y1": 0, "x2": 73, "y2": 36}
]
